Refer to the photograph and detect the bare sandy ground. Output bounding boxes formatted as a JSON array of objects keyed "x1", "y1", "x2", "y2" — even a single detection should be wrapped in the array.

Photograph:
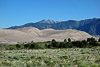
[{"x1": 0, "y1": 27, "x2": 93, "y2": 44}]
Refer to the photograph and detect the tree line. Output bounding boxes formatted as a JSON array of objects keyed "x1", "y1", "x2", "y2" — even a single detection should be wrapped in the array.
[{"x1": 15, "y1": 37, "x2": 100, "y2": 49}]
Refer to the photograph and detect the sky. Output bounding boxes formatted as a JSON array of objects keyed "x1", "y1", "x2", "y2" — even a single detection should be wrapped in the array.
[{"x1": 0, "y1": 0, "x2": 100, "y2": 28}]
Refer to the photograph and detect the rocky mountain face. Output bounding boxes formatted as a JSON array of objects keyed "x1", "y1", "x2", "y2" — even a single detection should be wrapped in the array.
[
  {"x1": 7, "y1": 18, "x2": 100, "y2": 35},
  {"x1": 79, "y1": 19, "x2": 100, "y2": 35},
  {"x1": 0, "y1": 27, "x2": 92, "y2": 44}
]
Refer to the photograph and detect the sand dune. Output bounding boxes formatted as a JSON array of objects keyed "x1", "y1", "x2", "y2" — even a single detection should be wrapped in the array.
[
  {"x1": 0, "y1": 27, "x2": 92, "y2": 44},
  {"x1": 17, "y1": 27, "x2": 43, "y2": 37},
  {"x1": 41, "y1": 29, "x2": 92, "y2": 41},
  {"x1": 0, "y1": 29, "x2": 34, "y2": 44}
]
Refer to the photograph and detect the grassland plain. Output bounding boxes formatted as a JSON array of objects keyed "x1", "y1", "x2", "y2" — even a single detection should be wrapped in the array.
[{"x1": 0, "y1": 47, "x2": 100, "y2": 67}]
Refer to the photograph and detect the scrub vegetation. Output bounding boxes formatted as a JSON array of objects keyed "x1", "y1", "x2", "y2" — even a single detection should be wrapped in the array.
[{"x1": 0, "y1": 37, "x2": 100, "y2": 67}]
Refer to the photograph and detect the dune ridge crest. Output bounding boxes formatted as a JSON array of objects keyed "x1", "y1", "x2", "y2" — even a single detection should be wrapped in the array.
[{"x1": 0, "y1": 27, "x2": 92, "y2": 44}]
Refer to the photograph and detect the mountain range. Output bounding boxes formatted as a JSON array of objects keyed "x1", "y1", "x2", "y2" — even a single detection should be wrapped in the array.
[{"x1": 7, "y1": 18, "x2": 100, "y2": 35}]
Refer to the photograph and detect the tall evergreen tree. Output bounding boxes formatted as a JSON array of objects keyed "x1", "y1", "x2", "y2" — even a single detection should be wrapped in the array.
[
  {"x1": 64, "y1": 39, "x2": 67, "y2": 42},
  {"x1": 68, "y1": 38, "x2": 71, "y2": 42},
  {"x1": 51, "y1": 39, "x2": 57, "y2": 47},
  {"x1": 52, "y1": 39, "x2": 56, "y2": 44}
]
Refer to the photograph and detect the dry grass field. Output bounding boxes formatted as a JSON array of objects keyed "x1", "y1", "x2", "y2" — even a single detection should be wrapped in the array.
[{"x1": 0, "y1": 47, "x2": 100, "y2": 67}]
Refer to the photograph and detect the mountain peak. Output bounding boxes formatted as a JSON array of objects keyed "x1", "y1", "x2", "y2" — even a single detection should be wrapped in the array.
[{"x1": 38, "y1": 19, "x2": 56, "y2": 23}]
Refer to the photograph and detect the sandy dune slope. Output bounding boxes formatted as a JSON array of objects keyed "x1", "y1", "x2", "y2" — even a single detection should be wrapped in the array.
[
  {"x1": 17, "y1": 27, "x2": 43, "y2": 37},
  {"x1": 0, "y1": 27, "x2": 92, "y2": 44},
  {"x1": 40, "y1": 29, "x2": 92, "y2": 41},
  {"x1": 0, "y1": 29, "x2": 34, "y2": 44}
]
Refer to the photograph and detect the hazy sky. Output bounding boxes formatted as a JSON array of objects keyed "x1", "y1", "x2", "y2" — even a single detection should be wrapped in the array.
[{"x1": 0, "y1": 0, "x2": 100, "y2": 28}]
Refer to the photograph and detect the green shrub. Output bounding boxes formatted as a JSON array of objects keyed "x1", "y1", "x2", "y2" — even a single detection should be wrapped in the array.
[
  {"x1": 31, "y1": 56, "x2": 35, "y2": 59},
  {"x1": 44, "y1": 59, "x2": 54, "y2": 66},
  {"x1": 60, "y1": 56, "x2": 68, "y2": 59},
  {"x1": 13, "y1": 56, "x2": 20, "y2": 60}
]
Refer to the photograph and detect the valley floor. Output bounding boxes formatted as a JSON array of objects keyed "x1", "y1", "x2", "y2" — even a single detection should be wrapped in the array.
[{"x1": 0, "y1": 47, "x2": 100, "y2": 67}]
